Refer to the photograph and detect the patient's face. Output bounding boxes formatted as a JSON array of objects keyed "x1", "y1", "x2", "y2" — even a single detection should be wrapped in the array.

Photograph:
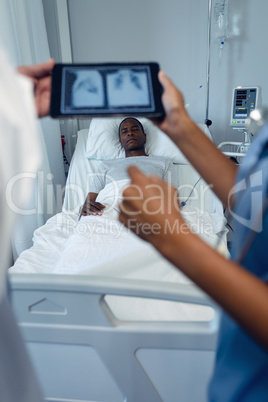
[{"x1": 119, "y1": 118, "x2": 146, "y2": 152}]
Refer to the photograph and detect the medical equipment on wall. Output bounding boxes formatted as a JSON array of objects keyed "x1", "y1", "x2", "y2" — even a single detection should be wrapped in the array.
[
  {"x1": 61, "y1": 134, "x2": 70, "y2": 177},
  {"x1": 218, "y1": 86, "x2": 262, "y2": 160},
  {"x1": 230, "y1": 86, "x2": 262, "y2": 129}
]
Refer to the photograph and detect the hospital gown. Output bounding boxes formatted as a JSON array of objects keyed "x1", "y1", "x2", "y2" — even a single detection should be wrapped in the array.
[{"x1": 90, "y1": 155, "x2": 177, "y2": 196}]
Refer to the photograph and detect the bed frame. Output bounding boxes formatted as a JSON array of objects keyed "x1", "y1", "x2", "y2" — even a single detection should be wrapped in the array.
[
  {"x1": 9, "y1": 121, "x2": 225, "y2": 401},
  {"x1": 10, "y1": 273, "x2": 220, "y2": 402}
]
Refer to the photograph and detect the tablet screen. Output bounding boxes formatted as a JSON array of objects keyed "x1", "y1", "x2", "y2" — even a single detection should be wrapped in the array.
[{"x1": 60, "y1": 65, "x2": 155, "y2": 115}]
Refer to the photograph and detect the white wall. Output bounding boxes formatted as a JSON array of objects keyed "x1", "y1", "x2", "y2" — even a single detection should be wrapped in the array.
[
  {"x1": 68, "y1": 0, "x2": 209, "y2": 126},
  {"x1": 65, "y1": 0, "x2": 268, "y2": 144}
]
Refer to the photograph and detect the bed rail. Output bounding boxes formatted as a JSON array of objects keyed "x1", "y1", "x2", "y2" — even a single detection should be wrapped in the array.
[{"x1": 9, "y1": 273, "x2": 220, "y2": 402}]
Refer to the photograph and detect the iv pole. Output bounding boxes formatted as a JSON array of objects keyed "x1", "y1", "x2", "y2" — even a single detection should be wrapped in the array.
[
  {"x1": 206, "y1": 0, "x2": 248, "y2": 160},
  {"x1": 205, "y1": 0, "x2": 212, "y2": 127}
]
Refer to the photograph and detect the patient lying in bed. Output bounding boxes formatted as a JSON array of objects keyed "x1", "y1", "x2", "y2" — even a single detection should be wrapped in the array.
[
  {"x1": 10, "y1": 117, "x2": 226, "y2": 278},
  {"x1": 80, "y1": 117, "x2": 176, "y2": 218}
]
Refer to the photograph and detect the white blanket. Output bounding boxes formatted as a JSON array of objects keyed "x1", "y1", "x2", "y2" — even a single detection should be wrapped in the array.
[
  {"x1": 10, "y1": 182, "x2": 228, "y2": 321},
  {"x1": 10, "y1": 189, "x2": 227, "y2": 277}
]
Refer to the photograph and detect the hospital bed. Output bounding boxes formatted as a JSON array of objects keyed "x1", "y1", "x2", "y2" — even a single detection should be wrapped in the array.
[{"x1": 9, "y1": 117, "x2": 228, "y2": 401}]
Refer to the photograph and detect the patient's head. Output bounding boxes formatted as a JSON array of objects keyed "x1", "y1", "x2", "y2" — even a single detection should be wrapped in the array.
[{"x1": 119, "y1": 117, "x2": 147, "y2": 158}]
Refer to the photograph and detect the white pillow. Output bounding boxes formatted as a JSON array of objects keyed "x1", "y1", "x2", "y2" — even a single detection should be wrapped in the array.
[{"x1": 85, "y1": 117, "x2": 211, "y2": 163}]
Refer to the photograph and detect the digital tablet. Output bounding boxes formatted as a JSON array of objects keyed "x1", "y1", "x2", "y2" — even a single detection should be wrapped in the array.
[{"x1": 50, "y1": 62, "x2": 165, "y2": 119}]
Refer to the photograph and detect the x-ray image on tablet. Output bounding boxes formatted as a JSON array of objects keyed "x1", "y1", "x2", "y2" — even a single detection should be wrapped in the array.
[
  {"x1": 61, "y1": 68, "x2": 105, "y2": 112},
  {"x1": 71, "y1": 69, "x2": 104, "y2": 107},
  {"x1": 51, "y1": 62, "x2": 165, "y2": 118},
  {"x1": 106, "y1": 68, "x2": 151, "y2": 108}
]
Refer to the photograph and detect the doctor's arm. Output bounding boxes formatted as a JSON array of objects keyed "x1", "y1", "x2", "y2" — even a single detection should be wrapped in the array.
[
  {"x1": 17, "y1": 58, "x2": 55, "y2": 118},
  {"x1": 119, "y1": 168, "x2": 268, "y2": 351},
  {"x1": 155, "y1": 71, "x2": 238, "y2": 207}
]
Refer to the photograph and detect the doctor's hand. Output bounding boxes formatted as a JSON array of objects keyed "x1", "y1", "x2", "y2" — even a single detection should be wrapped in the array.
[
  {"x1": 119, "y1": 166, "x2": 187, "y2": 254},
  {"x1": 80, "y1": 192, "x2": 106, "y2": 217},
  {"x1": 153, "y1": 71, "x2": 195, "y2": 143},
  {"x1": 17, "y1": 58, "x2": 55, "y2": 118}
]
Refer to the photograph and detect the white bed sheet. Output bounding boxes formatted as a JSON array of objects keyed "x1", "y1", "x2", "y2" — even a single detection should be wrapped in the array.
[
  {"x1": 9, "y1": 206, "x2": 222, "y2": 321},
  {"x1": 10, "y1": 203, "x2": 225, "y2": 276}
]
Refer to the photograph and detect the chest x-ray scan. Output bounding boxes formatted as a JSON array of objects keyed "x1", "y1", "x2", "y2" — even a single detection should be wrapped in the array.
[
  {"x1": 71, "y1": 70, "x2": 105, "y2": 108},
  {"x1": 106, "y1": 68, "x2": 150, "y2": 107}
]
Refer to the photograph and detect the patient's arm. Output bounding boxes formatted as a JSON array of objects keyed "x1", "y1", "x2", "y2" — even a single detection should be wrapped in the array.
[
  {"x1": 155, "y1": 71, "x2": 238, "y2": 207},
  {"x1": 80, "y1": 192, "x2": 106, "y2": 217}
]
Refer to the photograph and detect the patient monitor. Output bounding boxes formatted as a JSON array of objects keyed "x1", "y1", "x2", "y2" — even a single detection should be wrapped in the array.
[
  {"x1": 230, "y1": 86, "x2": 262, "y2": 129},
  {"x1": 218, "y1": 85, "x2": 262, "y2": 159}
]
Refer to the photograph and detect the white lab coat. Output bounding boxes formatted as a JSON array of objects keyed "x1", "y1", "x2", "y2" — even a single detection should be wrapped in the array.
[{"x1": 0, "y1": 46, "x2": 43, "y2": 400}]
